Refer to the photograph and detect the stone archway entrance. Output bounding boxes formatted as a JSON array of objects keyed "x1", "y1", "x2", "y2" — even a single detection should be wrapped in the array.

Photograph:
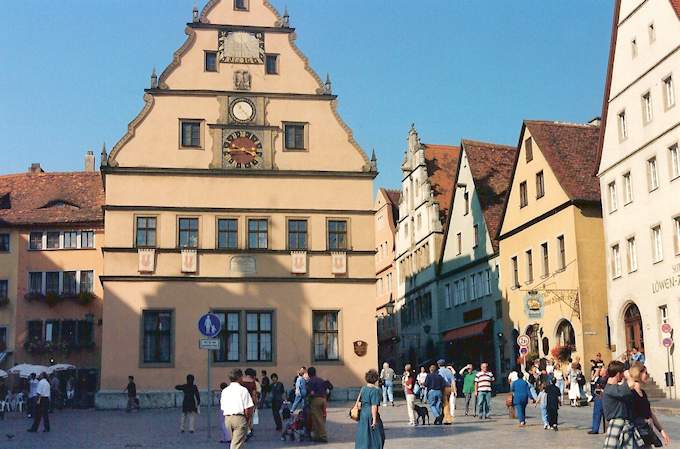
[
  {"x1": 624, "y1": 303, "x2": 645, "y2": 352},
  {"x1": 556, "y1": 319, "x2": 576, "y2": 347},
  {"x1": 526, "y1": 324, "x2": 540, "y2": 355}
]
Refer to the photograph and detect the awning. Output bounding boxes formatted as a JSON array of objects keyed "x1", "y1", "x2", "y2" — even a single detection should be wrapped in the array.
[{"x1": 442, "y1": 320, "x2": 492, "y2": 342}]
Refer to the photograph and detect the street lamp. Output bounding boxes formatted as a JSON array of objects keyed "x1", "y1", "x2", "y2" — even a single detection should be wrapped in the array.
[{"x1": 386, "y1": 300, "x2": 395, "y2": 315}]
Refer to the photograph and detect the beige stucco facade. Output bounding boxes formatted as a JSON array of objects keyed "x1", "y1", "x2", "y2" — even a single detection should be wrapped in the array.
[
  {"x1": 598, "y1": 0, "x2": 680, "y2": 397},
  {"x1": 99, "y1": 0, "x2": 376, "y2": 396},
  {"x1": 0, "y1": 230, "x2": 19, "y2": 366},
  {"x1": 499, "y1": 124, "x2": 609, "y2": 372}
]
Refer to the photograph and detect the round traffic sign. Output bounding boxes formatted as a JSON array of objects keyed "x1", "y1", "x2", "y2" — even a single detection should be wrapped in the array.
[
  {"x1": 662, "y1": 337, "x2": 674, "y2": 348},
  {"x1": 517, "y1": 335, "x2": 531, "y2": 347},
  {"x1": 661, "y1": 323, "x2": 673, "y2": 334},
  {"x1": 198, "y1": 313, "x2": 222, "y2": 338},
  {"x1": 519, "y1": 347, "x2": 529, "y2": 355}
]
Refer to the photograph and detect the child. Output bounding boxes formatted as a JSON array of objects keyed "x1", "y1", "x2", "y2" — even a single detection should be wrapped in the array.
[
  {"x1": 535, "y1": 382, "x2": 549, "y2": 429},
  {"x1": 545, "y1": 378, "x2": 561, "y2": 431}
]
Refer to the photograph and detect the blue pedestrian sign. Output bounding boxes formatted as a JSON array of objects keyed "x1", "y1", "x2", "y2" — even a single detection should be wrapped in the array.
[{"x1": 198, "y1": 313, "x2": 222, "y2": 338}]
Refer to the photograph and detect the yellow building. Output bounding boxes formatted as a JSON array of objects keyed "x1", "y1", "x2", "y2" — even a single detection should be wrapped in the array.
[
  {"x1": 97, "y1": 0, "x2": 376, "y2": 406},
  {"x1": 498, "y1": 120, "x2": 609, "y2": 371}
]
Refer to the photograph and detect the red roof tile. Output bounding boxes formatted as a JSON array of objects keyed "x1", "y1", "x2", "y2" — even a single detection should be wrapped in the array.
[
  {"x1": 525, "y1": 121, "x2": 601, "y2": 203},
  {"x1": 0, "y1": 172, "x2": 104, "y2": 227},
  {"x1": 423, "y1": 144, "x2": 461, "y2": 224},
  {"x1": 671, "y1": 0, "x2": 680, "y2": 18},
  {"x1": 462, "y1": 140, "x2": 516, "y2": 252}
]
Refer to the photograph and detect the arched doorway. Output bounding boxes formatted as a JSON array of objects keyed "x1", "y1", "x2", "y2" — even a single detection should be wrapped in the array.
[
  {"x1": 526, "y1": 324, "x2": 539, "y2": 355},
  {"x1": 556, "y1": 320, "x2": 576, "y2": 347},
  {"x1": 624, "y1": 303, "x2": 645, "y2": 352}
]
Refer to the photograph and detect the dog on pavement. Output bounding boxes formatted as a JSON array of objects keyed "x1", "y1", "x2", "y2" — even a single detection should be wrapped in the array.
[{"x1": 413, "y1": 403, "x2": 430, "y2": 425}]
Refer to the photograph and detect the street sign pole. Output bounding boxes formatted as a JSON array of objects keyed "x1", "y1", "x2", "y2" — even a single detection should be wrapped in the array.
[
  {"x1": 667, "y1": 346, "x2": 672, "y2": 399},
  {"x1": 207, "y1": 345, "x2": 212, "y2": 441},
  {"x1": 197, "y1": 312, "x2": 222, "y2": 442}
]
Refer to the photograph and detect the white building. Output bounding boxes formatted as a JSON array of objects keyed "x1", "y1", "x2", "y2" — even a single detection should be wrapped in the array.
[
  {"x1": 437, "y1": 140, "x2": 515, "y2": 380},
  {"x1": 598, "y1": 0, "x2": 680, "y2": 398},
  {"x1": 394, "y1": 125, "x2": 460, "y2": 366}
]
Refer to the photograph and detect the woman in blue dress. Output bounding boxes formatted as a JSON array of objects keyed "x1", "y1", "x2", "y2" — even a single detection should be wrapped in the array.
[
  {"x1": 355, "y1": 369, "x2": 385, "y2": 449},
  {"x1": 511, "y1": 371, "x2": 531, "y2": 427}
]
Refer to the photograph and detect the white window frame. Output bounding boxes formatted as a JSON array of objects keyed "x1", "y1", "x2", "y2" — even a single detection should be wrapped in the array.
[
  {"x1": 664, "y1": 75, "x2": 675, "y2": 109},
  {"x1": 511, "y1": 256, "x2": 520, "y2": 288},
  {"x1": 642, "y1": 91, "x2": 653, "y2": 124},
  {"x1": 651, "y1": 225, "x2": 663, "y2": 263},
  {"x1": 669, "y1": 144, "x2": 679, "y2": 180},
  {"x1": 647, "y1": 157, "x2": 659, "y2": 191},
  {"x1": 444, "y1": 283, "x2": 452, "y2": 309},
  {"x1": 626, "y1": 236, "x2": 638, "y2": 273},
  {"x1": 611, "y1": 244, "x2": 622, "y2": 279},
  {"x1": 674, "y1": 216, "x2": 680, "y2": 255},
  {"x1": 540, "y1": 241, "x2": 549, "y2": 277},
  {"x1": 648, "y1": 22, "x2": 655, "y2": 43},
  {"x1": 623, "y1": 172, "x2": 633, "y2": 205},
  {"x1": 608, "y1": 181, "x2": 618, "y2": 213},
  {"x1": 618, "y1": 110, "x2": 628, "y2": 140}
]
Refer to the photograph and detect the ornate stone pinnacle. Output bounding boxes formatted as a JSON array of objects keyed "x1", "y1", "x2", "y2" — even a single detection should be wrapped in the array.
[
  {"x1": 192, "y1": 3, "x2": 199, "y2": 22},
  {"x1": 323, "y1": 73, "x2": 332, "y2": 95},
  {"x1": 370, "y1": 148, "x2": 378, "y2": 171},
  {"x1": 150, "y1": 67, "x2": 158, "y2": 89},
  {"x1": 100, "y1": 142, "x2": 108, "y2": 168}
]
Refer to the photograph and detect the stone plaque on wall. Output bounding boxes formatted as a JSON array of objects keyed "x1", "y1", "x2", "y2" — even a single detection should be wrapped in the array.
[{"x1": 230, "y1": 256, "x2": 256, "y2": 274}]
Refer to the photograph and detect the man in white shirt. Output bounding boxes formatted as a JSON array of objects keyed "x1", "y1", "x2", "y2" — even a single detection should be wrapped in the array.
[
  {"x1": 27, "y1": 373, "x2": 38, "y2": 418},
  {"x1": 221, "y1": 369, "x2": 254, "y2": 449},
  {"x1": 28, "y1": 372, "x2": 50, "y2": 432}
]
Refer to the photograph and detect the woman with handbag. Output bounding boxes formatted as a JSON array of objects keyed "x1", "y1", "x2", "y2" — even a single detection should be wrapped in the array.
[
  {"x1": 353, "y1": 369, "x2": 385, "y2": 449},
  {"x1": 629, "y1": 363, "x2": 671, "y2": 447},
  {"x1": 568, "y1": 362, "x2": 584, "y2": 407}
]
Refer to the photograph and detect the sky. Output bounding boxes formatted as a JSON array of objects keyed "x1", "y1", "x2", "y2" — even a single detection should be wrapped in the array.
[{"x1": 0, "y1": 1, "x2": 614, "y2": 190}]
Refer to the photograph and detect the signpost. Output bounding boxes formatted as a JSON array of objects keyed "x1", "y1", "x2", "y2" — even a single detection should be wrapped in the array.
[
  {"x1": 661, "y1": 323, "x2": 675, "y2": 398},
  {"x1": 517, "y1": 334, "x2": 531, "y2": 347},
  {"x1": 517, "y1": 335, "x2": 530, "y2": 369},
  {"x1": 198, "y1": 313, "x2": 222, "y2": 440}
]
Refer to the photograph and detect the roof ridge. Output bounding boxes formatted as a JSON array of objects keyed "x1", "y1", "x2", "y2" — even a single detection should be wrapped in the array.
[
  {"x1": 422, "y1": 143, "x2": 459, "y2": 149},
  {"x1": 524, "y1": 119, "x2": 599, "y2": 128},
  {"x1": 461, "y1": 139, "x2": 516, "y2": 150},
  {"x1": 0, "y1": 171, "x2": 101, "y2": 179}
]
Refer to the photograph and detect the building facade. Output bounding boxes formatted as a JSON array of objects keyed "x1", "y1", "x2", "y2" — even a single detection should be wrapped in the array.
[
  {"x1": 393, "y1": 126, "x2": 459, "y2": 367},
  {"x1": 0, "y1": 161, "x2": 104, "y2": 386},
  {"x1": 437, "y1": 140, "x2": 515, "y2": 380},
  {"x1": 498, "y1": 120, "x2": 609, "y2": 373},
  {"x1": 598, "y1": 0, "x2": 680, "y2": 397},
  {"x1": 375, "y1": 188, "x2": 400, "y2": 366},
  {"x1": 97, "y1": 0, "x2": 376, "y2": 405}
]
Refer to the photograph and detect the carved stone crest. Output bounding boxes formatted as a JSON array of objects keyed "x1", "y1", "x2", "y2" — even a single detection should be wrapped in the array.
[
  {"x1": 353, "y1": 340, "x2": 368, "y2": 357},
  {"x1": 234, "y1": 70, "x2": 251, "y2": 91}
]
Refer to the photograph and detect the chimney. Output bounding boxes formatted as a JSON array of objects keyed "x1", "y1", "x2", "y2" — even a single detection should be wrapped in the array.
[
  {"x1": 84, "y1": 150, "x2": 96, "y2": 172},
  {"x1": 28, "y1": 163, "x2": 44, "y2": 174}
]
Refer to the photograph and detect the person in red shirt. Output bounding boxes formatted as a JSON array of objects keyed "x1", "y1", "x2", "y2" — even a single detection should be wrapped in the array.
[{"x1": 402, "y1": 364, "x2": 416, "y2": 426}]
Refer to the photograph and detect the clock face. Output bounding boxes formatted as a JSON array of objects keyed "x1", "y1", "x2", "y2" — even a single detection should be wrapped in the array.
[
  {"x1": 223, "y1": 131, "x2": 263, "y2": 168},
  {"x1": 231, "y1": 99, "x2": 255, "y2": 122}
]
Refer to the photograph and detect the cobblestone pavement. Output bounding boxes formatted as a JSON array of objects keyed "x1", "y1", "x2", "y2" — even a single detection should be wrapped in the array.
[{"x1": 0, "y1": 397, "x2": 679, "y2": 449}]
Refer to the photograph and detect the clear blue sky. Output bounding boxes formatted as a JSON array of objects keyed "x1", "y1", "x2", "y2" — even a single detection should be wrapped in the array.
[{"x1": 0, "y1": 1, "x2": 613, "y2": 190}]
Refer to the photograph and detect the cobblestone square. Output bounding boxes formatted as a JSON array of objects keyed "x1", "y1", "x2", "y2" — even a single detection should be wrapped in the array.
[{"x1": 1, "y1": 397, "x2": 679, "y2": 449}]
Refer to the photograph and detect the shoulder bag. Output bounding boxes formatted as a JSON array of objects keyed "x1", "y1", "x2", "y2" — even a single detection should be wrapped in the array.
[{"x1": 349, "y1": 387, "x2": 363, "y2": 422}]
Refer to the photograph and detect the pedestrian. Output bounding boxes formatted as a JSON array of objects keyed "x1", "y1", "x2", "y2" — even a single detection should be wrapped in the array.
[
  {"x1": 290, "y1": 367, "x2": 307, "y2": 413},
  {"x1": 459, "y1": 364, "x2": 477, "y2": 416},
  {"x1": 27, "y1": 373, "x2": 38, "y2": 418},
  {"x1": 269, "y1": 373, "x2": 285, "y2": 432},
  {"x1": 507, "y1": 370, "x2": 518, "y2": 419},
  {"x1": 354, "y1": 369, "x2": 385, "y2": 449},
  {"x1": 49, "y1": 374, "x2": 60, "y2": 411},
  {"x1": 474, "y1": 362, "x2": 495, "y2": 420},
  {"x1": 535, "y1": 382, "x2": 549, "y2": 429},
  {"x1": 218, "y1": 382, "x2": 231, "y2": 444},
  {"x1": 221, "y1": 369, "x2": 255, "y2": 449},
  {"x1": 174, "y1": 374, "x2": 200, "y2": 433},
  {"x1": 447, "y1": 365, "x2": 458, "y2": 419},
  {"x1": 511, "y1": 371, "x2": 530, "y2": 427},
  {"x1": 629, "y1": 347, "x2": 645, "y2": 365},
  {"x1": 306, "y1": 366, "x2": 328, "y2": 443},
  {"x1": 553, "y1": 362, "x2": 565, "y2": 405},
  {"x1": 545, "y1": 378, "x2": 561, "y2": 431},
  {"x1": 402, "y1": 364, "x2": 416, "y2": 426},
  {"x1": 568, "y1": 361, "x2": 584, "y2": 406},
  {"x1": 436, "y1": 359, "x2": 455, "y2": 424},
  {"x1": 588, "y1": 367, "x2": 607, "y2": 434},
  {"x1": 27, "y1": 372, "x2": 50, "y2": 433},
  {"x1": 66, "y1": 376, "x2": 75, "y2": 408},
  {"x1": 240, "y1": 368, "x2": 259, "y2": 438},
  {"x1": 379, "y1": 362, "x2": 395, "y2": 407},
  {"x1": 590, "y1": 352, "x2": 605, "y2": 379},
  {"x1": 0, "y1": 379, "x2": 6, "y2": 420},
  {"x1": 602, "y1": 360, "x2": 641, "y2": 449},
  {"x1": 424, "y1": 364, "x2": 444, "y2": 425},
  {"x1": 259, "y1": 370, "x2": 270, "y2": 409},
  {"x1": 416, "y1": 366, "x2": 428, "y2": 403},
  {"x1": 629, "y1": 363, "x2": 671, "y2": 447},
  {"x1": 125, "y1": 375, "x2": 140, "y2": 412}
]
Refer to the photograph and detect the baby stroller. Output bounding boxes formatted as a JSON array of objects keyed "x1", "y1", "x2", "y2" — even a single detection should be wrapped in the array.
[{"x1": 281, "y1": 406, "x2": 310, "y2": 441}]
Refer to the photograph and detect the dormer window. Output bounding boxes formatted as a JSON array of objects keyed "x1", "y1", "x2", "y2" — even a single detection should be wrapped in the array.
[{"x1": 234, "y1": 0, "x2": 248, "y2": 11}]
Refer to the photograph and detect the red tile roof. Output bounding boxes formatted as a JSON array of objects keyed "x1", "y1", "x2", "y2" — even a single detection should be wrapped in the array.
[
  {"x1": 461, "y1": 140, "x2": 517, "y2": 252},
  {"x1": 0, "y1": 172, "x2": 104, "y2": 227},
  {"x1": 525, "y1": 121, "x2": 601, "y2": 203},
  {"x1": 671, "y1": 0, "x2": 680, "y2": 18},
  {"x1": 423, "y1": 144, "x2": 461, "y2": 224}
]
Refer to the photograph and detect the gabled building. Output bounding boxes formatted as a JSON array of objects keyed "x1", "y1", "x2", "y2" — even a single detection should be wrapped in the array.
[
  {"x1": 0, "y1": 158, "x2": 104, "y2": 390},
  {"x1": 437, "y1": 140, "x2": 515, "y2": 378},
  {"x1": 374, "y1": 188, "x2": 400, "y2": 366},
  {"x1": 394, "y1": 125, "x2": 460, "y2": 367},
  {"x1": 97, "y1": 0, "x2": 377, "y2": 405},
  {"x1": 598, "y1": 0, "x2": 680, "y2": 397},
  {"x1": 498, "y1": 120, "x2": 608, "y2": 372}
]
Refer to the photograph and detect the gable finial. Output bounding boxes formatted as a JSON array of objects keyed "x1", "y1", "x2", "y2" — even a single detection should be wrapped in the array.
[
  {"x1": 281, "y1": 6, "x2": 290, "y2": 27},
  {"x1": 100, "y1": 142, "x2": 108, "y2": 168},
  {"x1": 150, "y1": 67, "x2": 158, "y2": 89},
  {"x1": 192, "y1": 3, "x2": 199, "y2": 23},
  {"x1": 322, "y1": 73, "x2": 332, "y2": 95},
  {"x1": 370, "y1": 148, "x2": 378, "y2": 171}
]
